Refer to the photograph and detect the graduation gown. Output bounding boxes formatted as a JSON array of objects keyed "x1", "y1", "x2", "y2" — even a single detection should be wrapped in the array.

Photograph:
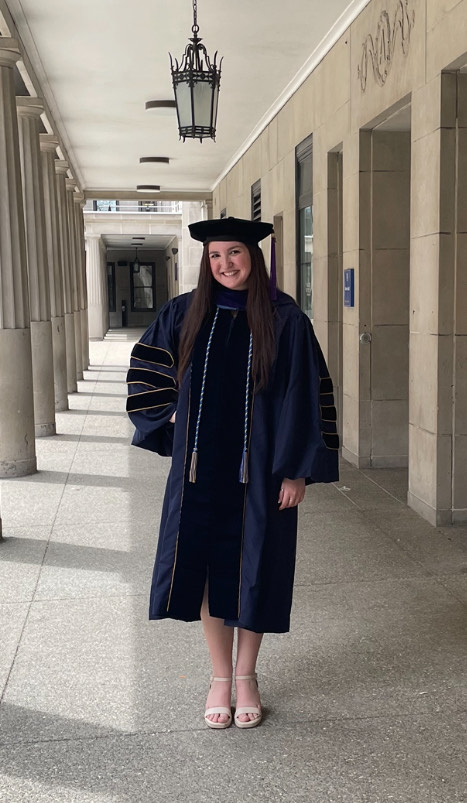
[{"x1": 126, "y1": 290, "x2": 339, "y2": 633}]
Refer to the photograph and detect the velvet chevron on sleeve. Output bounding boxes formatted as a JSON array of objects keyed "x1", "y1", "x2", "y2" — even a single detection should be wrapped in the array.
[
  {"x1": 126, "y1": 294, "x2": 191, "y2": 456},
  {"x1": 271, "y1": 309, "x2": 339, "y2": 485}
]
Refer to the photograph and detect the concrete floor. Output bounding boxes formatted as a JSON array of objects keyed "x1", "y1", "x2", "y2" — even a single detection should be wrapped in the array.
[{"x1": 1, "y1": 331, "x2": 466, "y2": 803}]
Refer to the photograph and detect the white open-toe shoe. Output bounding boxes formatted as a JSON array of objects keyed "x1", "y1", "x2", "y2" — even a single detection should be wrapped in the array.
[
  {"x1": 204, "y1": 676, "x2": 233, "y2": 730},
  {"x1": 234, "y1": 673, "x2": 262, "y2": 729}
]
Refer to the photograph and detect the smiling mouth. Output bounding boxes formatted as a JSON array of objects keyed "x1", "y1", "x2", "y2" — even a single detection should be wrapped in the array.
[{"x1": 222, "y1": 271, "x2": 238, "y2": 277}]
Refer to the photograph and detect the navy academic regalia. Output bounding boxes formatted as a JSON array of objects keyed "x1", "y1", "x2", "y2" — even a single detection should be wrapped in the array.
[{"x1": 127, "y1": 289, "x2": 339, "y2": 634}]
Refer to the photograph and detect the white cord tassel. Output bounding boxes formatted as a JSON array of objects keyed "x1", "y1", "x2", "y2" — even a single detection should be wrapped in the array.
[
  {"x1": 189, "y1": 449, "x2": 198, "y2": 483},
  {"x1": 239, "y1": 448, "x2": 249, "y2": 484},
  {"x1": 189, "y1": 308, "x2": 219, "y2": 485},
  {"x1": 239, "y1": 332, "x2": 253, "y2": 485}
]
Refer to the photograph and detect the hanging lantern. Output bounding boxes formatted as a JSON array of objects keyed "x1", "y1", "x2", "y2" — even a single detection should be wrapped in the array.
[{"x1": 169, "y1": 0, "x2": 222, "y2": 142}]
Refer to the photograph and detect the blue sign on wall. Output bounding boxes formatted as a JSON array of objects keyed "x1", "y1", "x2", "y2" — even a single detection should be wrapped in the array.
[{"x1": 344, "y1": 268, "x2": 354, "y2": 307}]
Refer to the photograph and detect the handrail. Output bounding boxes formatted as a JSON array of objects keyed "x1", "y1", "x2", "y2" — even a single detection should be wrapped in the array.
[{"x1": 84, "y1": 200, "x2": 182, "y2": 214}]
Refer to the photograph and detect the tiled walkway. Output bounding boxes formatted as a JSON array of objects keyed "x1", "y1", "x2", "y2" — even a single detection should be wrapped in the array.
[{"x1": 1, "y1": 331, "x2": 466, "y2": 803}]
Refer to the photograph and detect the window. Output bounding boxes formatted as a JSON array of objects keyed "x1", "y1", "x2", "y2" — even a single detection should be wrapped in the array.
[
  {"x1": 130, "y1": 262, "x2": 156, "y2": 311},
  {"x1": 93, "y1": 200, "x2": 119, "y2": 212},
  {"x1": 107, "y1": 263, "x2": 116, "y2": 312},
  {"x1": 296, "y1": 135, "x2": 313, "y2": 319},
  {"x1": 138, "y1": 199, "x2": 164, "y2": 213},
  {"x1": 251, "y1": 179, "x2": 261, "y2": 221}
]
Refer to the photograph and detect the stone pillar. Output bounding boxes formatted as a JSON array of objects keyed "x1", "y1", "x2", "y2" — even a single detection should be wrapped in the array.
[
  {"x1": 340, "y1": 131, "x2": 363, "y2": 469},
  {"x1": 55, "y1": 159, "x2": 77, "y2": 393},
  {"x1": 0, "y1": 40, "x2": 36, "y2": 477},
  {"x1": 86, "y1": 234, "x2": 108, "y2": 340},
  {"x1": 180, "y1": 201, "x2": 204, "y2": 292},
  {"x1": 74, "y1": 193, "x2": 89, "y2": 371},
  {"x1": 409, "y1": 72, "x2": 457, "y2": 525},
  {"x1": 66, "y1": 179, "x2": 83, "y2": 380},
  {"x1": 323, "y1": 150, "x2": 343, "y2": 437},
  {"x1": 16, "y1": 97, "x2": 56, "y2": 437},
  {"x1": 40, "y1": 134, "x2": 68, "y2": 411},
  {"x1": 453, "y1": 73, "x2": 467, "y2": 523}
]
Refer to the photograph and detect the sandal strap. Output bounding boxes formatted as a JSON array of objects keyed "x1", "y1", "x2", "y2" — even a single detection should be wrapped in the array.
[
  {"x1": 235, "y1": 705, "x2": 261, "y2": 716},
  {"x1": 235, "y1": 674, "x2": 257, "y2": 681},
  {"x1": 210, "y1": 676, "x2": 232, "y2": 683},
  {"x1": 205, "y1": 706, "x2": 232, "y2": 716}
]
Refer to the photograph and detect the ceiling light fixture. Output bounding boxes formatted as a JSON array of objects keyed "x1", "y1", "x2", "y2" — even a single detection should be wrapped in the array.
[
  {"x1": 139, "y1": 157, "x2": 170, "y2": 165},
  {"x1": 169, "y1": 0, "x2": 222, "y2": 142},
  {"x1": 145, "y1": 100, "x2": 177, "y2": 112},
  {"x1": 136, "y1": 185, "x2": 161, "y2": 192}
]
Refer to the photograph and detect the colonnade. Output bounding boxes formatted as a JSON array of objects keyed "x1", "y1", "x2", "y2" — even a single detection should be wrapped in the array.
[{"x1": 0, "y1": 39, "x2": 88, "y2": 480}]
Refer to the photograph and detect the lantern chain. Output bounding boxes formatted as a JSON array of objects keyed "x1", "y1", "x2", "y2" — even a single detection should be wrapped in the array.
[{"x1": 192, "y1": 0, "x2": 199, "y2": 34}]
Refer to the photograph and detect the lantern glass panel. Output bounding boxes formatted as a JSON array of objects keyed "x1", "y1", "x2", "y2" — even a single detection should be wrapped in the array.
[
  {"x1": 193, "y1": 80, "x2": 213, "y2": 128},
  {"x1": 174, "y1": 80, "x2": 193, "y2": 128},
  {"x1": 212, "y1": 84, "x2": 219, "y2": 128}
]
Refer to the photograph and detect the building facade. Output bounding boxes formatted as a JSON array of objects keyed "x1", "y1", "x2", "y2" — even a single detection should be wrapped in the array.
[{"x1": 212, "y1": 0, "x2": 467, "y2": 526}]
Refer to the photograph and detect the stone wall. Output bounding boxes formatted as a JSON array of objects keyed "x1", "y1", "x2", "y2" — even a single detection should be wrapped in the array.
[{"x1": 212, "y1": 0, "x2": 467, "y2": 524}]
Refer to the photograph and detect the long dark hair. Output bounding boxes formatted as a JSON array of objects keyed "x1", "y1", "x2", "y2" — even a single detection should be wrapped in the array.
[{"x1": 178, "y1": 243, "x2": 275, "y2": 391}]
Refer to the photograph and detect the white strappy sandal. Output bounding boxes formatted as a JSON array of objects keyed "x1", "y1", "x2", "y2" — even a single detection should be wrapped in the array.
[
  {"x1": 234, "y1": 673, "x2": 262, "y2": 729},
  {"x1": 204, "y1": 676, "x2": 233, "y2": 729}
]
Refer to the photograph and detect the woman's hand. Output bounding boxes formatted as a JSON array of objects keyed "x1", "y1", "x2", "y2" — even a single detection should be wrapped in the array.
[{"x1": 278, "y1": 478, "x2": 306, "y2": 510}]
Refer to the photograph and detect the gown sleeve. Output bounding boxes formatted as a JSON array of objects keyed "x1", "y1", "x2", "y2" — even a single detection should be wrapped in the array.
[
  {"x1": 272, "y1": 311, "x2": 339, "y2": 484},
  {"x1": 126, "y1": 300, "x2": 180, "y2": 456}
]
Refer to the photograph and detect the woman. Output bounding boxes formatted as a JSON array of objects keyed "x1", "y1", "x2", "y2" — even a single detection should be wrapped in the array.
[{"x1": 127, "y1": 217, "x2": 339, "y2": 729}]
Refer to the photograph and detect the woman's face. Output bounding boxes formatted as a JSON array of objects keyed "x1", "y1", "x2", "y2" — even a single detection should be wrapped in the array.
[{"x1": 208, "y1": 241, "x2": 252, "y2": 291}]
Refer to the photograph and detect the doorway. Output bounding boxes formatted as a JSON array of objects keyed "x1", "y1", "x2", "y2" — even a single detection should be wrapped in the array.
[{"x1": 360, "y1": 102, "x2": 412, "y2": 469}]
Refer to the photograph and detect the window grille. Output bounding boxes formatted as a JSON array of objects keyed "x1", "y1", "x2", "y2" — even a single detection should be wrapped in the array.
[
  {"x1": 251, "y1": 180, "x2": 261, "y2": 221},
  {"x1": 296, "y1": 134, "x2": 313, "y2": 319},
  {"x1": 130, "y1": 261, "x2": 156, "y2": 311}
]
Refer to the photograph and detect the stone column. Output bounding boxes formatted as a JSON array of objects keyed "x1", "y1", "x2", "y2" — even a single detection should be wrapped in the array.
[
  {"x1": 0, "y1": 40, "x2": 36, "y2": 477},
  {"x1": 40, "y1": 135, "x2": 68, "y2": 411},
  {"x1": 180, "y1": 201, "x2": 204, "y2": 292},
  {"x1": 74, "y1": 193, "x2": 89, "y2": 371},
  {"x1": 340, "y1": 130, "x2": 363, "y2": 469},
  {"x1": 453, "y1": 73, "x2": 467, "y2": 523},
  {"x1": 66, "y1": 179, "x2": 83, "y2": 380},
  {"x1": 16, "y1": 97, "x2": 56, "y2": 437},
  {"x1": 55, "y1": 159, "x2": 77, "y2": 393},
  {"x1": 409, "y1": 73, "x2": 457, "y2": 525},
  {"x1": 86, "y1": 234, "x2": 108, "y2": 340}
]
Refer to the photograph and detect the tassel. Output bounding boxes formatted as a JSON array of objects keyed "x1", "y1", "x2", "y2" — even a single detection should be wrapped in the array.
[
  {"x1": 239, "y1": 448, "x2": 249, "y2": 484},
  {"x1": 189, "y1": 449, "x2": 198, "y2": 483}
]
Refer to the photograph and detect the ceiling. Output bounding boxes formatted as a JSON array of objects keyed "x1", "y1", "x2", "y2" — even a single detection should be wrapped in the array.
[
  {"x1": 2, "y1": 0, "x2": 370, "y2": 199},
  {"x1": 105, "y1": 234, "x2": 175, "y2": 250}
]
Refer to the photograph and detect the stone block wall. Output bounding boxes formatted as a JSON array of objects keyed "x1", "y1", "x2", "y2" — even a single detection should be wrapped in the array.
[{"x1": 212, "y1": 0, "x2": 467, "y2": 524}]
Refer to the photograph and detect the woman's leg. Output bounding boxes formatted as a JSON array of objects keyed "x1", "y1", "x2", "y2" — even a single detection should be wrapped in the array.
[
  {"x1": 201, "y1": 585, "x2": 234, "y2": 724},
  {"x1": 235, "y1": 628, "x2": 263, "y2": 723}
]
